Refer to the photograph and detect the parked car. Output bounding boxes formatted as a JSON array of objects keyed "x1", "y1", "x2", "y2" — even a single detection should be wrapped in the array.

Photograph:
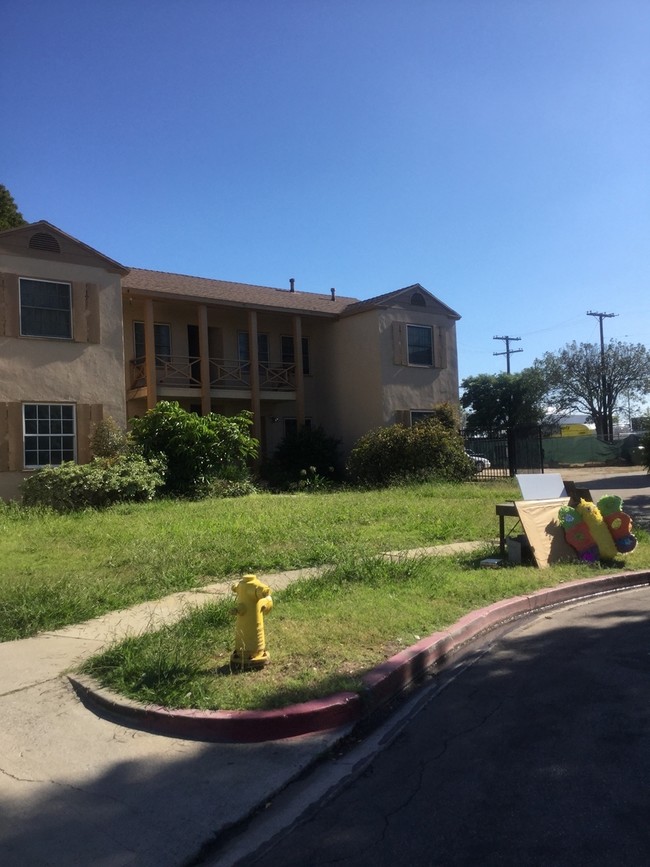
[{"x1": 465, "y1": 450, "x2": 491, "y2": 472}]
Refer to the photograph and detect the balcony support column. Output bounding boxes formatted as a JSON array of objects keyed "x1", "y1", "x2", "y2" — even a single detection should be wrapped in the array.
[
  {"x1": 248, "y1": 310, "x2": 262, "y2": 443},
  {"x1": 143, "y1": 299, "x2": 158, "y2": 409},
  {"x1": 293, "y1": 314, "x2": 305, "y2": 429},
  {"x1": 198, "y1": 304, "x2": 211, "y2": 415}
]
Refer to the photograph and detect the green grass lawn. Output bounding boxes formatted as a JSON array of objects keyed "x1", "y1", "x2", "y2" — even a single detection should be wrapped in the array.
[
  {"x1": 4, "y1": 479, "x2": 648, "y2": 710},
  {"x1": 0, "y1": 480, "x2": 517, "y2": 641},
  {"x1": 82, "y1": 547, "x2": 650, "y2": 711}
]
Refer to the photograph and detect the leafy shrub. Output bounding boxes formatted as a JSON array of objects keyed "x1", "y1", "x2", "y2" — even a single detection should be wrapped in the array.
[
  {"x1": 293, "y1": 467, "x2": 333, "y2": 492},
  {"x1": 207, "y1": 478, "x2": 259, "y2": 498},
  {"x1": 129, "y1": 402, "x2": 259, "y2": 497},
  {"x1": 264, "y1": 426, "x2": 342, "y2": 490},
  {"x1": 91, "y1": 416, "x2": 129, "y2": 458},
  {"x1": 347, "y1": 417, "x2": 473, "y2": 487},
  {"x1": 424, "y1": 402, "x2": 459, "y2": 431},
  {"x1": 21, "y1": 454, "x2": 165, "y2": 511}
]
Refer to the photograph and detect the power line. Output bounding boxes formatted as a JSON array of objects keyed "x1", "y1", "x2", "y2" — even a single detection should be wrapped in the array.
[{"x1": 493, "y1": 335, "x2": 523, "y2": 374}]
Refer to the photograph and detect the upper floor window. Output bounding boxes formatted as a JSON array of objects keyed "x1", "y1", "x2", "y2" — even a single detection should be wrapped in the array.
[
  {"x1": 281, "y1": 335, "x2": 310, "y2": 374},
  {"x1": 19, "y1": 278, "x2": 72, "y2": 339},
  {"x1": 407, "y1": 325, "x2": 433, "y2": 366},
  {"x1": 133, "y1": 321, "x2": 171, "y2": 363},
  {"x1": 238, "y1": 331, "x2": 269, "y2": 364},
  {"x1": 23, "y1": 403, "x2": 76, "y2": 468}
]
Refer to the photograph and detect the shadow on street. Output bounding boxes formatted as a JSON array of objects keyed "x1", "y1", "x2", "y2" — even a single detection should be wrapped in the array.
[{"x1": 241, "y1": 588, "x2": 650, "y2": 866}]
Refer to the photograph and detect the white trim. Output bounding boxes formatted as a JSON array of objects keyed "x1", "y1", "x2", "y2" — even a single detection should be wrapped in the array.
[{"x1": 22, "y1": 402, "x2": 77, "y2": 469}]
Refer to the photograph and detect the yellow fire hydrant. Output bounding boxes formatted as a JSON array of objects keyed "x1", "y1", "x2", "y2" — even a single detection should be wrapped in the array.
[{"x1": 231, "y1": 574, "x2": 273, "y2": 669}]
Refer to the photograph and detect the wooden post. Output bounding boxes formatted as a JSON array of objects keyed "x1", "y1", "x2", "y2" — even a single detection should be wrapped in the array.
[
  {"x1": 293, "y1": 315, "x2": 305, "y2": 429},
  {"x1": 143, "y1": 299, "x2": 157, "y2": 409},
  {"x1": 248, "y1": 310, "x2": 261, "y2": 443},
  {"x1": 198, "y1": 304, "x2": 211, "y2": 415}
]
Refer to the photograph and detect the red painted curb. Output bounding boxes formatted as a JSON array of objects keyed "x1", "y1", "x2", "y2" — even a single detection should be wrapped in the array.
[
  {"x1": 68, "y1": 677, "x2": 362, "y2": 743},
  {"x1": 69, "y1": 570, "x2": 650, "y2": 742}
]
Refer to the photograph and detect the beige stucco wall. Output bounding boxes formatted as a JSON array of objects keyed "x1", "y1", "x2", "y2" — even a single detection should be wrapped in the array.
[
  {"x1": 0, "y1": 472, "x2": 27, "y2": 502},
  {"x1": 376, "y1": 305, "x2": 460, "y2": 421},
  {"x1": 318, "y1": 309, "x2": 385, "y2": 455},
  {"x1": 0, "y1": 254, "x2": 126, "y2": 423},
  {"x1": 0, "y1": 254, "x2": 126, "y2": 500},
  {"x1": 321, "y1": 302, "x2": 460, "y2": 456}
]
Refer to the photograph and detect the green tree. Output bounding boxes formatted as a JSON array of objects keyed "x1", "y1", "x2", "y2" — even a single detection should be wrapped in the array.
[
  {"x1": 0, "y1": 184, "x2": 27, "y2": 231},
  {"x1": 460, "y1": 370, "x2": 548, "y2": 431},
  {"x1": 129, "y1": 401, "x2": 258, "y2": 496},
  {"x1": 535, "y1": 340, "x2": 650, "y2": 442}
]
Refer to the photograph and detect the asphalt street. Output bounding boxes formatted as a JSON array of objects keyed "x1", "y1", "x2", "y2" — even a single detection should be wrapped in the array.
[{"x1": 220, "y1": 584, "x2": 650, "y2": 867}]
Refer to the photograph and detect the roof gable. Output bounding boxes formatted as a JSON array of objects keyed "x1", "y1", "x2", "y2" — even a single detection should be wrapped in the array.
[
  {"x1": 0, "y1": 221, "x2": 129, "y2": 275},
  {"x1": 340, "y1": 283, "x2": 461, "y2": 320}
]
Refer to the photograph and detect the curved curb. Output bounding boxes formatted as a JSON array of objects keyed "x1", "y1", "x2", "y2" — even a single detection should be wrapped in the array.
[{"x1": 68, "y1": 570, "x2": 650, "y2": 743}]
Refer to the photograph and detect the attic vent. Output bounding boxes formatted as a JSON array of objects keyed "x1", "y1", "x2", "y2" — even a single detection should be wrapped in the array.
[
  {"x1": 410, "y1": 292, "x2": 425, "y2": 306},
  {"x1": 29, "y1": 232, "x2": 61, "y2": 253}
]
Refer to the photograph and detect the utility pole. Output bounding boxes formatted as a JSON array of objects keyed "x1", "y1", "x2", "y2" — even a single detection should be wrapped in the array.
[
  {"x1": 493, "y1": 335, "x2": 523, "y2": 374},
  {"x1": 587, "y1": 310, "x2": 617, "y2": 442}
]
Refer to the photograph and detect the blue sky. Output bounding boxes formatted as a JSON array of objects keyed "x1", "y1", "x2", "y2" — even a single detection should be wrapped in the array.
[{"x1": 4, "y1": 1, "x2": 649, "y2": 385}]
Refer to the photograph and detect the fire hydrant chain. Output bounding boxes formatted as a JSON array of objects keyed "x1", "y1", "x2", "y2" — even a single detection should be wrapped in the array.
[{"x1": 231, "y1": 574, "x2": 273, "y2": 670}]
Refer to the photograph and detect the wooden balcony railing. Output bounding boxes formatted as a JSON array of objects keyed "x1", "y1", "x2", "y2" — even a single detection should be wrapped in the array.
[
  {"x1": 129, "y1": 357, "x2": 296, "y2": 391},
  {"x1": 258, "y1": 361, "x2": 296, "y2": 390}
]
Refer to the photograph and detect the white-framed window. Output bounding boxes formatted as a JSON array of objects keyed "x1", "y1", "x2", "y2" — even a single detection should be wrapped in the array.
[
  {"x1": 19, "y1": 278, "x2": 72, "y2": 339},
  {"x1": 406, "y1": 325, "x2": 433, "y2": 366},
  {"x1": 281, "y1": 335, "x2": 310, "y2": 374},
  {"x1": 133, "y1": 321, "x2": 172, "y2": 363},
  {"x1": 238, "y1": 331, "x2": 269, "y2": 363},
  {"x1": 23, "y1": 403, "x2": 76, "y2": 468}
]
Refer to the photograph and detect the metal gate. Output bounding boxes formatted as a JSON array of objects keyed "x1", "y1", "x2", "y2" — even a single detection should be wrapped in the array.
[{"x1": 462, "y1": 426, "x2": 544, "y2": 479}]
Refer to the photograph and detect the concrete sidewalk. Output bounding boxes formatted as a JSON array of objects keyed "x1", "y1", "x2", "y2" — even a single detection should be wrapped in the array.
[{"x1": 0, "y1": 541, "x2": 482, "y2": 867}]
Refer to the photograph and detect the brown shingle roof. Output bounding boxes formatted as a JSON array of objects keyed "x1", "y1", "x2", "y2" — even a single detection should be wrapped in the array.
[{"x1": 124, "y1": 268, "x2": 358, "y2": 316}]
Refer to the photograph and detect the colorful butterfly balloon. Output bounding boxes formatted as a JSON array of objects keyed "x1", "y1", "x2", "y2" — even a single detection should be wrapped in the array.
[{"x1": 558, "y1": 496, "x2": 637, "y2": 562}]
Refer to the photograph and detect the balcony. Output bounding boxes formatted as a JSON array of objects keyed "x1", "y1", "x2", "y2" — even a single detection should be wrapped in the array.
[{"x1": 129, "y1": 356, "x2": 296, "y2": 393}]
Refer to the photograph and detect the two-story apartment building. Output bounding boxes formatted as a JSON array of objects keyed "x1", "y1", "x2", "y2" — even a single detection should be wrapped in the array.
[{"x1": 0, "y1": 221, "x2": 461, "y2": 500}]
